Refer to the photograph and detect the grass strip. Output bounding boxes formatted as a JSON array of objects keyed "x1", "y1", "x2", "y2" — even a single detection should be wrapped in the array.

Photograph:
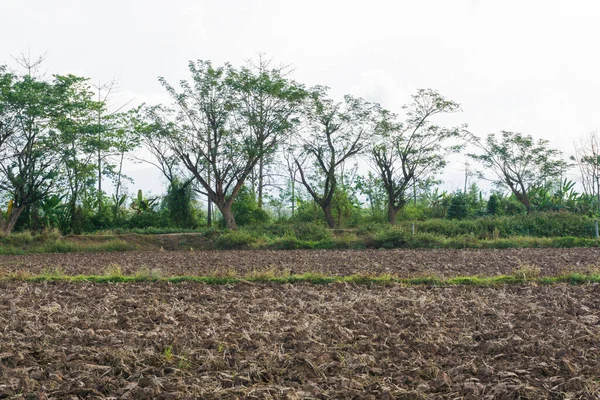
[{"x1": 2, "y1": 271, "x2": 600, "y2": 286}]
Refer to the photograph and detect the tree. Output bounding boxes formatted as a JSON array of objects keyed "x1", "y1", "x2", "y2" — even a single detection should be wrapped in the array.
[
  {"x1": 229, "y1": 55, "x2": 305, "y2": 209},
  {"x1": 109, "y1": 109, "x2": 141, "y2": 224},
  {"x1": 0, "y1": 61, "x2": 96, "y2": 234},
  {"x1": 370, "y1": 89, "x2": 464, "y2": 225},
  {"x1": 294, "y1": 87, "x2": 373, "y2": 228},
  {"x1": 151, "y1": 60, "x2": 304, "y2": 230},
  {"x1": 89, "y1": 80, "x2": 132, "y2": 214},
  {"x1": 487, "y1": 193, "x2": 500, "y2": 215},
  {"x1": 469, "y1": 131, "x2": 567, "y2": 213},
  {"x1": 354, "y1": 172, "x2": 387, "y2": 221},
  {"x1": 572, "y1": 131, "x2": 600, "y2": 204},
  {"x1": 447, "y1": 191, "x2": 469, "y2": 219},
  {"x1": 165, "y1": 177, "x2": 196, "y2": 228},
  {"x1": 54, "y1": 75, "x2": 104, "y2": 233}
]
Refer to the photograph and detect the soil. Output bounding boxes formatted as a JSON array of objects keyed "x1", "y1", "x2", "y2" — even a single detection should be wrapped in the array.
[
  {"x1": 1, "y1": 247, "x2": 600, "y2": 277},
  {"x1": 0, "y1": 282, "x2": 599, "y2": 399}
]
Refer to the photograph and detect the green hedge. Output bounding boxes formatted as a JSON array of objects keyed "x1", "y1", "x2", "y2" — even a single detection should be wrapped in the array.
[{"x1": 400, "y1": 212, "x2": 596, "y2": 238}]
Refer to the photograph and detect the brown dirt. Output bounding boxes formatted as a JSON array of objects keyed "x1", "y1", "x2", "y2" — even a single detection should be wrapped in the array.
[
  {"x1": 0, "y1": 282, "x2": 599, "y2": 398},
  {"x1": 1, "y1": 248, "x2": 600, "y2": 277}
]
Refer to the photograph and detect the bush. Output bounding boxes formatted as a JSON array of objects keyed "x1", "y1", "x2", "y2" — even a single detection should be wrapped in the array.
[
  {"x1": 372, "y1": 227, "x2": 410, "y2": 249},
  {"x1": 487, "y1": 194, "x2": 500, "y2": 215},
  {"x1": 396, "y1": 212, "x2": 596, "y2": 239},
  {"x1": 356, "y1": 222, "x2": 388, "y2": 236},
  {"x1": 127, "y1": 211, "x2": 171, "y2": 230},
  {"x1": 409, "y1": 232, "x2": 444, "y2": 248},
  {"x1": 445, "y1": 234, "x2": 481, "y2": 249},
  {"x1": 216, "y1": 231, "x2": 256, "y2": 249},
  {"x1": 447, "y1": 192, "x2": 469, "y2": 220},
  {"x1": 165, "y1": 179, "x2": 200, "y2": 229},
  {"x1": 270, "y1": 236, "x2": 306, "y2": 250},
  {"x1": 232, "y1": 186, "x2": 270, "y2": 226},
  {"x1": 292, "y1": 222, "x2": 331, "y2": 242}
]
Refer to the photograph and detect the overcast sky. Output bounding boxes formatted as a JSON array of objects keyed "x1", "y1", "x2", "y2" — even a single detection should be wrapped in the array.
[{"x1": 2, "y1": 0, "x2": 599, "y2": 196}]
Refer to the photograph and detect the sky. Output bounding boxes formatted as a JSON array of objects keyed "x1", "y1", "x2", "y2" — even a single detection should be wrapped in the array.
[{"x1": 2, "y1": 0, "x2": 599, "y2": 198}]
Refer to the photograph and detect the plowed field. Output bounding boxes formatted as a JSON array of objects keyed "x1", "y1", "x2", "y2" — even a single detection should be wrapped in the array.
[
  {"x1": 1, "y1": 249, "x2": 600, "y2": 399},
  {"x1": 1, "y1": 282, "x2": 600, "y2": 399},
  {"x1": 1, "y1": 247, "x2": 600, "y2": 277}
]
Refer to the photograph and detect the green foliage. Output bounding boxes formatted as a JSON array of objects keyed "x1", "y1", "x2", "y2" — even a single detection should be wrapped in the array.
[
  {"x1": 165, "y1": 179, "x2": 198, "y2": 229},
  {"x1": 487, "y1": 194, "x2": 500, "y2": 215},
  {"x1": 290, "y1": 222, "x2": 331, "y2": 241},
  {"x1": 447, "y1": 192, "x2": 469, "y2": 220},
  {"x1": 232, "y1": 186, "x2": 270, "y2": 226},
  {"x1": 127, "y1": 209, "x2": 171, "y2": 229},
  {"x1": 370, "y1": 90, "x2": 465, "y2": 223},
  {"x1": 216, "y1": 230, "x2": 256, "y2": 249},
  {"x1": 469, "y1": 131, "x2": 567, "y2": 212},
  {"x1": 401, "y1": 212, "x2": 595, "y2": 238},
  {"x1": 372, "y1": 227, "x2": 410, "y2": 248},
  {"x1": 292, "y1": 199, "x2": 325, "y2": 224}
]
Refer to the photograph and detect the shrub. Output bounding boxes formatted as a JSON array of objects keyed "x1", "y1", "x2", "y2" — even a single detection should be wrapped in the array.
[
  {"x1": 487, "y1": 194, "x2": 500, "y2": 215},
  {"x1": 293, "y1": 222, "x2": 331, "y2": 242},
  {"x1": 409, "y1": 232, "x2": 444, "y2": 248},
  {"x1": 270, "y1": 236, "x2": 305, "y2": 250},
  {"x1": 445, "y1": 234, "x2": 480, "y2": 249},
  {"x1": 216, "y1": 231, "x2": 256, "y2": 249},
  {"x1": 232, "y1": 186, "x2": 270, "y2": 226},
  {"x1": 372, "y1": 227, "x2": 410, "y2": 249},
  {"x1": 447, "y1": 192, "x2": 469, "y2": 220}
]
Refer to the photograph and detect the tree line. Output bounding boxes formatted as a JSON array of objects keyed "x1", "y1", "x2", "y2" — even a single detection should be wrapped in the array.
[{"x1": 0, "y1": 55, "x2": 597, "y2": 234}]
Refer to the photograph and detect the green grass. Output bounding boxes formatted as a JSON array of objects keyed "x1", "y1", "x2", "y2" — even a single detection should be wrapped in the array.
[
  {"x1": 3, "y1": 270, "x2": 600, "y2": 286},
  {"x1": 2, "y1": 217, "x2": 600, "y2": 255},
  {"x1": 0, "y1": 238, "x2": 137, "y2": 254}
]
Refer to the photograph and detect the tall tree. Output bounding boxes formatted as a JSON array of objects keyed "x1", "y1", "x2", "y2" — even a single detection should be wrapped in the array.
[
  {"x1": 230, "y1": 55, "x2": 304, "y2": 209},
  {"x1": 110, "y1": 109, "x2": 141, "y2": 224},
  {"x1": 294, "y1": 87, "x2": 373, "y2": 228},
  {"x1": 89, "y1": 81, "x2": 137, "y2": 214},
  {"x1": 370, "y1": 89, "x2": 464, "y2": 224},
  {"x1": 151, "y1": 60, "x2": 305, "y2": 230},
  {"x1": 0, "y1": 64, "x2": 93, "y2": 233},
  {"x1": 469, "y1": 131, "x2": 567, "y2": 213},
  {"x1": 572, "y1": 131, "x2": 600, "y2": 203},
  {"x1": 54, "y1": 75, "x2": 105, "y2": 233}
]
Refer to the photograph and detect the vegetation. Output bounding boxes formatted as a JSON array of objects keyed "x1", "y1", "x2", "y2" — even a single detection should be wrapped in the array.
[
  {"x1": 1, "y1": 54, "x2": 600, "y2": 241},
  {"x1": 3, "y1": 267, "x2": 600, "y2": 286}
]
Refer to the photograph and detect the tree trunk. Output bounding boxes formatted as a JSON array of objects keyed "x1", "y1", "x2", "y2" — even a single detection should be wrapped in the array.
[
  {"x1": 323, "y1": 204, "x2": 335, "y2": 228},
  {"x1": 0, "y1": 205, "x2": 25, "y2": 235},
  {"x1": 291, "y1": 178, "x2": 295, "y2": 217},
  {"x1": 219, "y1": 203, "x2": 238, "y2": 230},
  {"x1": 258, "y1": 157, "x2": 264, "y2": 209},
  {"x1": 207, "y1": 169, "x2": 212, "y2": 228},
  {"x1": 413, "y1": 180, "x2": 417, "y2": 205},
  {"x1": 98, "y1": 149, "x2": 102, "y2": 214},
  {"x1": 388, "y1": 203, "x2": 398, "y2": 225},
  {"x1": 69, "y1": 199, "x2": 77, "y2": 234}
]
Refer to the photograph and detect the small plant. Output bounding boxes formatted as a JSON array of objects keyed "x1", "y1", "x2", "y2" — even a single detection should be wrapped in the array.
[
  {"x1": 163, "y1": 345, "x2": 173, "y2": 363},
  {"x1": 513, "y1": 263, "x2": 541, "y2": 281},
  {"x1": 104, "y1": 264, "x2": 123, "y2": 277},
  {"x1": 135, "y1": 267, "x2": 162, "y2": 280},
  {"x1": 492, "y1": 227, "x2": 500, "y2": 240},
  {"x1": 178, "y1": 358, "x2": 192, "y2": 370}
]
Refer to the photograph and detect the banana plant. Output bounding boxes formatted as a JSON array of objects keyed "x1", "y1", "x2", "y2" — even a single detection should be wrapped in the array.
[
  {"x1": 37, "y1": 195, "x2": 69, "y2": 231},
  {"x1": 131, "y1": 190, "x2": 158, "y2": 214},
  {"x1": 113, "y1": 192, "x2": 128, "y2": 222}
]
